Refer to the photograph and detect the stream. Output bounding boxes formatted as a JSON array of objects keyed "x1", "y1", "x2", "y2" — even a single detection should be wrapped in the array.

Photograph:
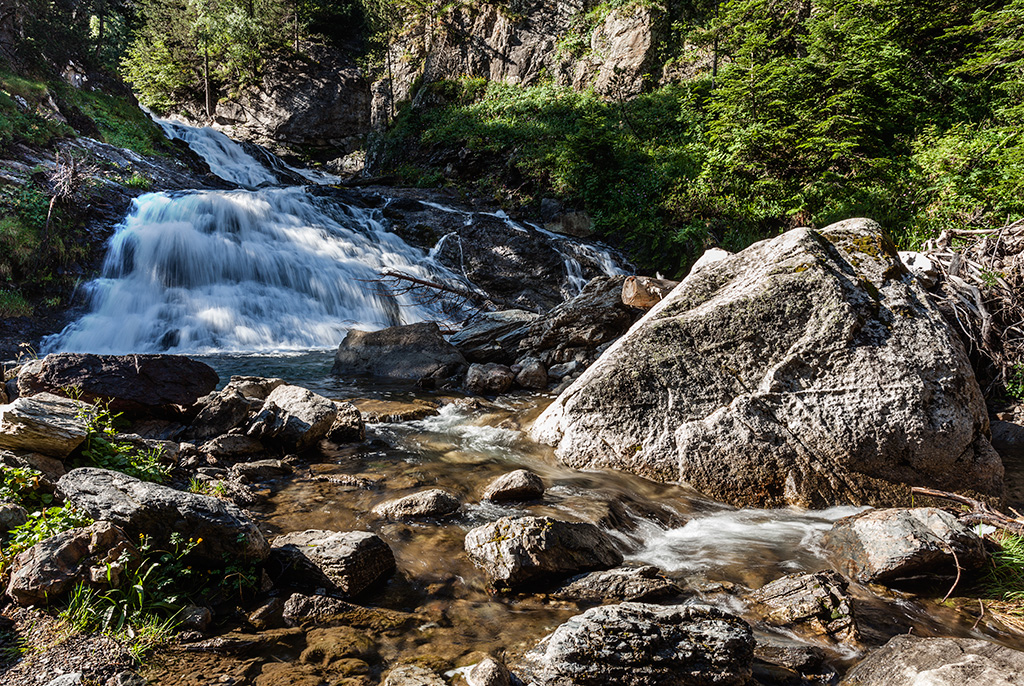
[{"x1": 41, "y1": 120, "x2": 1024, "y2": 683}]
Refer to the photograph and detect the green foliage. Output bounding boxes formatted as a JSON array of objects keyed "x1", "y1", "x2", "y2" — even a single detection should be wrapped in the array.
[
  {"x1": 984, "y1": 533, "x2": 1024, "y2": 603},
  {"x1": 0, "y1": 465, "x2": 53, "y2": 508},
  {"x1": 1, "y1": 505, "x2": 94, "y2": 566},
  {"x1": 73, "y1": 399, "x2": 170, "y2": 483},
  {"x1": 0, "y1": 289, "x2": 33, "y2": 317},
  {"x1": 1007, "y1": 366, "x2": 1024, "y2": 401}
]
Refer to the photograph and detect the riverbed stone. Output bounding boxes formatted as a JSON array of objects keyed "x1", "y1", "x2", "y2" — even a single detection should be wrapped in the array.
[
  {"x1": 481, "y1": 469, "x2": 545, "y2": 503},
  {"x1": 271, "y1": 530, "x2": 395, "y2": 597},
  {"x1": 514, "y1": 357, "x2": 548, "y2": 389},
  {"x1": 0, "y1": 393, "x2": 88, "y2": 458},
  {"x1": 348, "y1": 398, "x2": 439, "y2": 423},
  {"x1": 821, "y1": 508, "x2": 986, "y2": 586},
  {"x1": 372, "y1": 489, "x2": 461, "y2": 520},
  {"x1": 465, "y1": 363, "x2": 515, "y2": 396},
  {"x1": 6, "y1": 521, "x2": 135, "y2": 606},
  {"x1": 246, "y1": 384, "x2": 337, "y2": 452},
  {"x1": 57, "y1": 467, "x2": 269, "y2": 565},
  {"x1": 552, "y1": 565, "x2": 683, "y2": 603},
  {"x1": 747, "y1": 570, "x2": 858, "y2": 643},
  {"x1": 17, "y1": 353, "x2": 218, "y2": 418},
  {"x1": 515, "y1": 602, "x2": 754, "y2": 686},
  {"x1": 325, "y1": 401, "x2": 365, "y2": 443},
  {"x1": 532, "y1": 220, "x2": 1002, "y2": 508},
  {"x1": 231, "y1": 459, "x2": 292, "y2": 481},
  {"x1": 281, "y1": 593, "x2": 418, "y2": 631},
  {"x1": 467, "y1": 657, "x2": 512, "y2": 686},
  {"x1": 839, "y1": 635, "x2": 1024, "y2": 686},
  {"x1": 382, "y1": 664, "x2": 446, "y2": 686},
  {"x1": 464, "y1": 515, "x2": 623, "y2": 590},
  {"x1": 331, "y1": 322, "x2": 467, "y2": 384},
  {"x1": 200, "y1": 431, "x2": 265, "y2": 459},
  {"x1": 222, "y1": 375, "x2": 286, "y2": 400}
]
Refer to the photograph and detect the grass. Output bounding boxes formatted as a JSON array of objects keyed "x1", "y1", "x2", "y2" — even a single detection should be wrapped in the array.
[{"x1": 0, "y1": 289, "x2": 32, "y2": 317}]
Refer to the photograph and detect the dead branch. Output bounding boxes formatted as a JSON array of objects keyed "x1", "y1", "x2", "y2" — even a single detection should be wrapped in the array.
[{"x1": 911, "y1": 487, "x2": 1024, "y2": 536}]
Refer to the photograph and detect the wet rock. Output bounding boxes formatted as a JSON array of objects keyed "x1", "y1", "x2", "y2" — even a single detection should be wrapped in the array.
[
  {"x1": 300, "y1": 626, "x2": 378, "y2": 666},
  {"x1": 552, "y1": 565, "x2": 683, "y2": 603},
  {"x1": 821, "y1": 508, "x2": 986, "y2": 585},
  {"x1": 331, "y1": 322, "x2": 467, "y2": 384},
  {"x1": 514, "y1": 357, "x2": 548, "y2": 390},
  {"x1": 246, "y1": 384, "x2": 337, "y2": 452},
  {"x1": 349, "y1": 398, "x2": 439, "y2": 423},
  {"x1": 373, "y1": 489, "x2": 461, "y2": 520},
  {"x1": 281, "y1": 593, "x2": 417, "y2": 631},
  {"x1": 464, "y1": 515, "x2": 623, "y2": 590},
  {"x1": 0, "y1": 501, "x2": 29, "y2": 531},
  {"x1": 464, "y1": 363, "x2": 515, "y2": 396},
  {"x1": 271, "y1": 530, "x2": 395, "y2": 597},
  {"x1": 467, "y1": 657, "x2": 512, "y2": 686},
  {"x1": 383, "y1": 664, "x2": 446, "y2": 686},
  {"x1": 184, "y1": 388, "x2": 262, "y2": 442},
  {"x1": 6, "y1": 521, "x2": 135, "y2": 606},
  {"x1": 326, "y1": 401, "x2": 365, "y2": 443},
  {"x1": 481, "y1": 469, "x2": 545, "y2": 503},
  {"x1": 0, "y1": 393, "x2": 88, "y2": 458},
  {"x1": 532, "y1": 220, "x2": 1002, "y2": 508},
  {"x1": 515, "y1": 602, "x2": 754, "y2": 686},
  {"x1": 180, "y1": 605, "x2": 213, "y2": 633},
  {"x1": 248, "y1": 597, "x2": 285, "y2": 630},
  {"x1": 839, "y1": 634, "x2": 1024, "y2": 685},
  {"x1": 747, "y1": 570, "x2": 858, "y2": 643},
  {"x1": 17, "y1": 353, "x2": 218, "y2": 418},
  {"x1": 754, "y1": 644, "x2": 836, "y2": 685},
  {"x1": 57, "y1": 467, "x2": 269, "y2": 565},
  {"x1": 449, "y1": 310, "x2": 540, "y2": 364},
  {"x1": 231, "y1": 459, "x2": 292, "y2": 482}
]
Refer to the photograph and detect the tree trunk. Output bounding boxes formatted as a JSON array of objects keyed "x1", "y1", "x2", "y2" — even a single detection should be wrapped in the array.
[{"x1": 621, "y1": 276, "x2": 680, "y2": 309}]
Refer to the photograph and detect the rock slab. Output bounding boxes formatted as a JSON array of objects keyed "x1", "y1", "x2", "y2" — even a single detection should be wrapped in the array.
[
  {"x1": 532, "y1": 219, "x2": 1002, "y2": 507},
  {"x1": 748, "y1": 570, "x2": 857, "y2": 642},
  {"x1": 0, "y1": 393, "x2": 88, "y2": 458},
  {"x1": 839, "y1": 635, "x2": 1024, "y2": 686}
]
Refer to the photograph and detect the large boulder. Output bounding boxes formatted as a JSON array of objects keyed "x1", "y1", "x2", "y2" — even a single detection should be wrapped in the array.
[
  {"x1": 532, "y1": 220, "x2": 1003, "y2": 507},
  {"x1": 0, "y1": 393, "x2": 88, "y2": 458},
  {"x1": 245, "y1": 384, "x2": 337, "y2": 452},
  {"x1": 839, "y1": 635, "x2": 1024, "y2": 686},
  {"x1": 464, "y1": 515, "x2": 622, "y2": 590},
  {"x1": 331, "y1": 322, "x2": 467, "y2": 385},
  {"x1": 184, "y1": 388, "x2": 262, "y2": 442},
  {"x1": 515, "y1": 602, "x2": 754, "y2": 686},
  {"x1": 271, "y1": 530, "x2": 395, "y2": 597},
  {"x1": 17, "y1": 353, "x2": 218, "y2": 418},
  {"x1": 821, "y1": 508, "x2": 986, "y2": 585},
  {"x1": 57, "y1": 468, "x2": 269, "y2": 565}
]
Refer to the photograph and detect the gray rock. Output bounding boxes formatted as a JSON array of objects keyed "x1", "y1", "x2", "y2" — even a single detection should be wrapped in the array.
[
  {"x1": 449, "y1": 310, "x2": 540, "y2": 363},
  {"x1": 45, "y1": 674, "x2": 83, "y2": 686},
  {"x1": 821, "y1": 507, "x2": 986, "y2": 585},
  {"x1": 221, "y1": 375, "x2": 285, "y2": 400},
  {"x1": 17, "y1": 353, "x2": 218, "y2": 418},
  {"x1": 0, "y1": 501, "x2": 29, "y2": 531},
  {"x1": 231, "y1": 459, "x2": 292, "y2": 481},
  {"x1": 326, "y1": 401, "x2": 365, "y2": 443},
  {"x1": 105, "y1": 672, "x2": 146, "y2": 686},
  {"x1": 547, "y1": 360, "x2": 582, "y2": 380},
  {"x1": 532, "y1": 220, "x2": 1003, "y2": 507},
  {"x1": 516, "y1": 602, "x2": 754, "y2": 686},
  {"x1": 57, "y1": 467, "x2": 269, "y2": 565},
  {"x1": 245, "y1": 384, "x2": 336, "y2": 452},
  {"x1": 0, "y1": 393, "x2": 88, "y2": 458},
  {"x1": 200, "y1": 431, "x2": 265, "y2": 459},
  {"x1": 383, "y1": 664, "x2": 446, "y2": 686},
  {"x1": 464, "y1": 515, "x2": 623, "y2": 590},
  {"x1": 180, "y1": 604, "x2": 212, "y2": 633},
  {"x1": 839, "y1": 635, "x2": 1024, "y2": 686},
  {"x1": 373, "y1": 489, "x2": 461, "y2": 520},
  {"x1": 271, "y1": 529, "x2": 395, "y2": 597},
  {"x1": 552, "y1": 565, "x2": 683, "y2": 603},
  {"x1": 332, "y1": 322, "x2": 467, "y2": 384},
  {"x1": 481, "y1": 469, "x2": 545, "y2": 503},
  {"x1": 465, "y1": 363, "x2": 514, "y2": 396},
  {"x1": 514, "y1": 357, "x2": 548, "y2": 390},
  {"x1": 7, "y1": 521, "x2": 135, "y2": 606},
  {"x1": 748, "y1": 570, "x2": 857, "y2": 642},
  {"x1": 467, "y1": 657, "x2": 512, "y2": 686},
  {"x1": 3, "y1": 451, "x2": 66, "y2": 481},
  {"x1": 184, "y1": 388, "x2": 262, "y2": 442}
]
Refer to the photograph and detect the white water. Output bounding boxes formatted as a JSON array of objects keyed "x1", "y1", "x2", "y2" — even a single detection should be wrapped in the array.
[{"x1": 154, "y1": 116, "x2": 281, "y2": 189}]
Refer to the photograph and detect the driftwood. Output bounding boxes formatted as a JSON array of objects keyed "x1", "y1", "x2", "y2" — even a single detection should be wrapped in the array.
[
  {"x1": 911, "y1": 486, "x2": 1024, "y2": 535},
  {"x1": 621, "y1": 276, "x2": 680, "y2": 309}
]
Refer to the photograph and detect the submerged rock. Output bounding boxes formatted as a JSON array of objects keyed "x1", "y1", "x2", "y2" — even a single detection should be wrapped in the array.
[
  {"x1": 57, "y1": 467, "x2": 269, "y2": 565},
  {"x1": 515, "y1": 602, "x2": 754, "y2": 686},
  {"x1": 331, "y1": 322, "x2": 467, "y2": 385},
  {"x1": 464, "y1": 515, "x2": 622, "y2": 590},
  {"x1": 532, "y1": 219, "x2": 1002, "y2": 507},
  {"x1": 821, "y1": 508, "x2": 986, "y2": 586},
  {"x1": 17, "y1": 353, "x2": 218, "y2": 418},
  {"x1": 372, "y1": 489, "x2": 461, "y2": 520},
  {"x1": 839, "y1": 635, "x2": 1024, "y2": 686},
  {"x1": 271, "y1": 529, "x2": 395, "y2": 597},
  {"x1": 0, "y1": 393, "x2": 88, "y2": 458},
  {"x1": 747, "y1": 570, "x2": 858, "y2": 643}
]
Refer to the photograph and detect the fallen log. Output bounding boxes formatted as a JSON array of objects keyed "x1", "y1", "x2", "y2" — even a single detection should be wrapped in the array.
[{"x1": 621, "y1": 276, "x2": 679, "y2": 309}]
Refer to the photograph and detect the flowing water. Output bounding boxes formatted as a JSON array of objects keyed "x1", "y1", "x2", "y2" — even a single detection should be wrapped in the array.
[{"x1": 44, "y1": 122, "x2": 1024, "y2": 683}]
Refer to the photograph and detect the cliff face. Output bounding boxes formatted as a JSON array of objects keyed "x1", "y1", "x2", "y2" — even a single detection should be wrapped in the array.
[{"x1": 372, "y1": 1, "x2": 665, "y2": 127}]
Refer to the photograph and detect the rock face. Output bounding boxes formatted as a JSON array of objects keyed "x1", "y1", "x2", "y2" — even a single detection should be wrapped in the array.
[
  {"x1": 332, "y1": 322, "x2": 467, "y2": 385},
  {"x1": 0, "y1": 393, "x2": 88, "y2": 458},
  {"x1": 7, "y1": 521, "x2": 135, "y2": 606},
  {"x1": 17, "y1": 353, "x2": 218, "y2": 418},
  {"x1": 748, "y1": 571, "x2": 858, "y2": 643},
  {"x1": 271, "y1": 530, "x2": 395, "y2": 597},
  {"x1": 839, "y1": 635, "x2": 1024, "y2": 686},
  {"x1": 246, "y1": 384, "x2": 337, "y2": 452},
  {"x1": 372, "y1": 489, "x2": 461, "y2": 520},
  {"x1": 464, "y1": 515, "x2": 622, "y2": 590},
  {"x1": 481, "y1": 469, "x2": 545, "y2": 503},
  {"x1": 821, "y1": 508, "x2": 986, "y2": 585},
  {"x1": 57, "y1": 468, "x2": 269, "y2": 564},
  {"x1": 515, "y1": 602, "x2": 754, "y2": 686},
  {"x1": 532, "y1": 219, "x2": 1003, "y2": 507}
]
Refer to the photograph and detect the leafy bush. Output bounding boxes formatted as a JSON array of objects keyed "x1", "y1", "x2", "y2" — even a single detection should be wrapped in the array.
[
  {"x1": 73, "y1": 400, "x2": 170, "y2": 483},
  {"x1": 0, "y1": 465, "x2": 52, "y2": 508}
]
